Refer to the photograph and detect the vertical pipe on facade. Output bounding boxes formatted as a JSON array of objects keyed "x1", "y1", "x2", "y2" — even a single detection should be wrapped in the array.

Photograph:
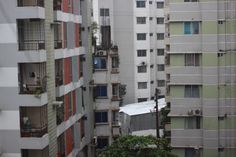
[
  {"x1": 44, "y1": 0, "x2": 57, "y2": 156},
  {"x1": 216, "y1": 0, "x2": 221, "y2": 156}
]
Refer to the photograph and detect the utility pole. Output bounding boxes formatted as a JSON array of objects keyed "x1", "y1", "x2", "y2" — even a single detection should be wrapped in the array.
[{"x1": 155, "y1": 88, "x2": 160, "y2": 138}]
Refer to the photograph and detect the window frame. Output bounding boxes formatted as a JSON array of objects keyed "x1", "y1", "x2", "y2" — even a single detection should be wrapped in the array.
[
  {"x1": 184, "y1": 21, "x2": 200, "y2": 35},
  {"x1": 138, "y1": 82, "x2": 148, "y2": 89},
  {"x1": 95, "y1": 111, "x2": 108, "y2": 123},
  {"x1": 137, "y1": 65, "x2": 147, "y2": 73},
  {"x1": 136, "y1": 1, "x2": 146, "y2": 8},
  {"x1": 156, "y1": 17, "x2": 164, "y2": 24},
  {"x1": 157, "y1": 64, "x2": 165, "y2": 71},
  {"x1": 156, "y1": 2, "x2": 164, "y2": 8},
  {"x1": 96, "y1": 85, "x2": 108, "y2": 97},
  {"x1": 157, "y1": 33, "x2": 164, "y2": 40},
  {"x1": 137, "y1": 33, "x2": 147, "y2": 40},
  {"x1": 94, "y1": 57, "x2": 107, "y2": 70},
  {"x1": 184, "y1": 85, "x2": 200, "y2": 98},
  {"x1": 157, "y1": 49, "x2": 165, "y2": 56},
  {"x1": 137, "y1": 49, "x2": 147, "y2": 57},
  {"x1": 136, "y1": 17, "x2": 146, "y2": 24}
]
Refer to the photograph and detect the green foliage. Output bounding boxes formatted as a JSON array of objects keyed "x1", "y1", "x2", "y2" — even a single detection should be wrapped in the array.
[{"x1": 97, "y1": 135, "x2": 177, "y2": 157}]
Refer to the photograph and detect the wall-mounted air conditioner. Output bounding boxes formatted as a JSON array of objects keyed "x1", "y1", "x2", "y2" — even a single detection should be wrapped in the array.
[{"x1": 187, "y1": 109, "x2": 193, "y2": 115}]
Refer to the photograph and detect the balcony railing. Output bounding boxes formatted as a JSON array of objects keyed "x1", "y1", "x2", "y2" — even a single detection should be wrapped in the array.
[
  {"x1": 18, "y1": 0, "x2": 44, "y2": 7},
  {"x1": 19, "y1": 40, "x2": 45, "y2": 51},
  {"x1": 54, "y1": 40, "x2": 63, "y2": 49},
  {"x1": 21, "y1": 125, "x2": 47, "y2": 137}
]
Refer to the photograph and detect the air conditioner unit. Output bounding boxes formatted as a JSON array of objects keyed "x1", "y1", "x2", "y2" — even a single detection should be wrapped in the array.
[
  {"x1": 187, "y1": 109, "x2": 193, "y2": 115},
  {"x1": 195, "y1": 109, "x2": 202, "y2": 116}
]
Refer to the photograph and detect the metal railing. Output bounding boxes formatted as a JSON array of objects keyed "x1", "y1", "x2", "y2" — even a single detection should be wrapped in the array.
[
  {"x1": 21, "y1": 125, "x2": 47, "y2": 137},
  {"x1": 17, "y1": 0, "x2": 44, "y2": 7},
  {"x1": 19, "y1": 40, "x2": 45, "y2": 51},
  {"x1": 54, "y1": 40, "x2": 63, "y2": 49}
]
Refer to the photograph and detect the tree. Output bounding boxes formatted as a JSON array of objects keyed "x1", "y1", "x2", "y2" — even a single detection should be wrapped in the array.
[{"x1": 97, "y1": 135, "x2": 177, "y2": 157}]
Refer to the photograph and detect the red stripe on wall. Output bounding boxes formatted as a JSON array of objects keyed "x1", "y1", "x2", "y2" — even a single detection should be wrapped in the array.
[
  {"x1": 72, "y1": 90, "x2": 76, "y2": 115},
  {"x1": 64, "y1": 57, "x2": 71, "y2": 85},
  {"x1": 66, "y1": 127, "x2": 73, "y2": 155}
]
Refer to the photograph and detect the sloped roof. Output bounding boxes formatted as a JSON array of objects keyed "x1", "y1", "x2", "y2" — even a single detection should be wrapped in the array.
[{"x1": 119, "y1": 98, "x2": 166, "y2": 116}]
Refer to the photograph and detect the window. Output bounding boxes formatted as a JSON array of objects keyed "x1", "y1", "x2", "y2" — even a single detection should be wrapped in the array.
[
  {"x1": 157, "y1": 33, "x2": 164, "y2": 40},
  {"x1": 137, "y1": 50, "x2": 147, "y2": 57},
  {"x1": 185, "y1": 54, "x2": 200, "y2": 66},
  {"x1": 136, "y1": 1, "x2": 146, "y2": 8},
  {"x1": 157, "y1": 80, "x2": 165, "y2": 87},
  {"x1": 95, "y1": 111, "x2": 108, "y2": 123},
  {"x1": 184, "y1": 22, "x2": 200, "y2": 34},
  {"x1": 97, "y1": 137, "x2": 109, "y2": 149},
  {"x1": 137, "y1": 17, "x2": 146, "y2": 24},
  {"x1": 185, "y1": 117, "x2": 201, "y2": 129},
  {"x1": 138, "y1": 98, "x2": 148, "y2": 102},
  {"x1": 150, "y1": 33, "x2": 153, "y2": 36},
  {"x1": 94, "y1": 57, "x2": 107, "y2": 69},
  {"x1": 112, "y1": 84, "x2": 119, "y2": 96},
  {"x1": 156, "y1": 2, "x2": 164, "y2": 8},
  {"x1": 137, "y1": 33, "x2": 146, "y2": 40},
  {"x1": 112, "y1": 111, "x2": 119, "y2": 124},
  {"x1": 100, "y1": 8, "x2": 109, "y2": 16},
  {"x1": 138, "y1": 82, "x2": 147, "y2": 89},
  {"x1": 185, "y1": 85, "x2": 200, "y2": 98},
  {"x1": 149, "y1": 1, "x2": 152, "y2": 4},
  {"x1": 150, "y1": 49, "x2": 153, "y2": 52},
  {"x1": 157, "y1": 64, "x2": 165, "y2": 71},
  {"x1": 157, "y1": 49, "x2": 164, "y2": 56},
  {"x1": 112, "y1": 57, "x2": 119, "y2": 68},
  {"x1": 156, "y1": 17, "x2": 164, "y2": 24},
  {"x1": 137, "y1": 65, "x2": 147, "y2": 73},
  {"x1": 149, "y1": 17, "x2": 153, "y2": 20},
  {"x1": 96, "y1": 85, "x2": 107, "y2": 97}
]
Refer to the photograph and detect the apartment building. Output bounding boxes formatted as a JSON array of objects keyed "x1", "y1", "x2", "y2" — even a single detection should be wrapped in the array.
[
  {"x1": 165, "y1": 0, "x2": 236, "y2": 156},
  {"x1": 0, "y1": 0, "x2": 94, "y2": 157},
  {"x1": 94, "y1": 0, "x2": 166, "y2": 105},
  {"x1": 92, "y1": 0, "x2": 122, "y2": 149}
]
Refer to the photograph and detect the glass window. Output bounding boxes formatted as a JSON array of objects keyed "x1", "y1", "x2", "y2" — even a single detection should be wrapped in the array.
[
  {"x1": 112, "y1": 57, "x2": 119, "y2": 68},
  {"x1": 100, "y1": 8, "x2": 109, "y2": 16},
  {"x1": 185, "y1": 85, "x2": 200, "y2": 98},
  {"x1": 112, "y1": 84, "x2": 119, "y2": 96},
  {"x1": 157, "y1": 64, "x2": 165, "y2": 71},
  {"x1": 96, "y1": 85, "x2": 107, "y2": 97},
  {"x1": 184, "y1": 22, "x2": 191, "y2": 34},
  {"x1": 185, "y1": 54, "x2": 200, "y2": 66},
  {"x1": 137, "y1": 33, "x2": 146, "y2": 40},
  {"x1": 157, "y1": 33, "x2": 164, "y2": 40},
  {"x1": 95, "y1": 111, "x2": 108, "y2": 123},
  {"x1": 94, "y1": 57, "x2": 107, "y2": 69},
  {"x1": 136, "y1": 1, "x2": 146, "y2": 8},
  {"x1": 156, "y1": 2, "x2": 164, "y2": 8},
  {"x1": 184, "y1": 0, "x2": 198, "y2": 2},
  {"x1": 137, "y1": 17, "x2": 146, "y2": 24},
  {"x1": 137, "y1": 50, "x2": 147, "y2": 57},
  {"x1": 149, "y1": 17, "x2": 153, "y2": 20},
  {"x1": 149, "y1": 1, "x2": 152, "y2": 4},
  {"x1": 156, "y1": 17, "x2": 164, "y2": 24},
  {"x1": 157, "y1": 80, "x2": 165, "y2": 87},
  {"x1": 157, "y1": 49, "x2": 165, "y2": 56},
  {"x1": 184, "y1": 22, "x2": 200, "y2": 34},
  {"x1": 138, "y1": 82, "x2": 147, "y2": 89},
  {"x1": 185, "y1": 117, "x2": 201, "y2": 129},
  {"x1": 192, "y1": 21, "x2": 199, "y2": 34},
  {"x1": 137, "y1": 65, "x2": 147, "y2": 73}
]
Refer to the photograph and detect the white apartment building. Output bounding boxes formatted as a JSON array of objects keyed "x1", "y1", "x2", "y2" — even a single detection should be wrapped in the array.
[{"x1": 94, "y1": 0, "x2": 166, "y2": 105}]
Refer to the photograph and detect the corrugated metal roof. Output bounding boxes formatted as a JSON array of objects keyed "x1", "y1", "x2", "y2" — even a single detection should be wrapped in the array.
[{"x1": 119, "y1": 98, "x2": 166, "y2": 116}]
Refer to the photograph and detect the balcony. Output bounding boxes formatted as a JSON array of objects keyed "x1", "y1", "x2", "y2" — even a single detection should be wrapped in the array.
[
  {"x1": 20, "y1": 105, "x2": 48, "y2": 138},
  {"x1": 21, "y1": 147, "x2": 49, "y2": 157},
  {"x1": 57, "y1": 133, "x2": 66, "y2": 157},
  {"x1": 17, "y1": 19, "x2": 45, "y2": 51},
  {"x1": 56, "y1": 96, "x2": 64, "y2": 125},
  {"x1": 18, "y1": 63, "x2": 47, "y2": 95},
  {"x1": 18, "y1": 0, "x2": 44, "y2": 7},
  {"x1": 55, "y1": 59, "x2": 64, "y2": 87},
  {"x1": 53, "y1": 0, "x2": 62, "y2": 10}
]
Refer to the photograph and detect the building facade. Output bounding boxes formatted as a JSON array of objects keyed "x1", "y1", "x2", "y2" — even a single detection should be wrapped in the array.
[
  {"x1": 0, "y1": 0, "x2": 94, "y2": 156},
  {"x1": 165, "y1": 0, "x2": 236, "y2": 156},
  {"x1": 92, "y1": 0, "x2": 122, "y2": 149},
  {"x1": 94, "y1": 0, "x2": 166, "y2": 105}
]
